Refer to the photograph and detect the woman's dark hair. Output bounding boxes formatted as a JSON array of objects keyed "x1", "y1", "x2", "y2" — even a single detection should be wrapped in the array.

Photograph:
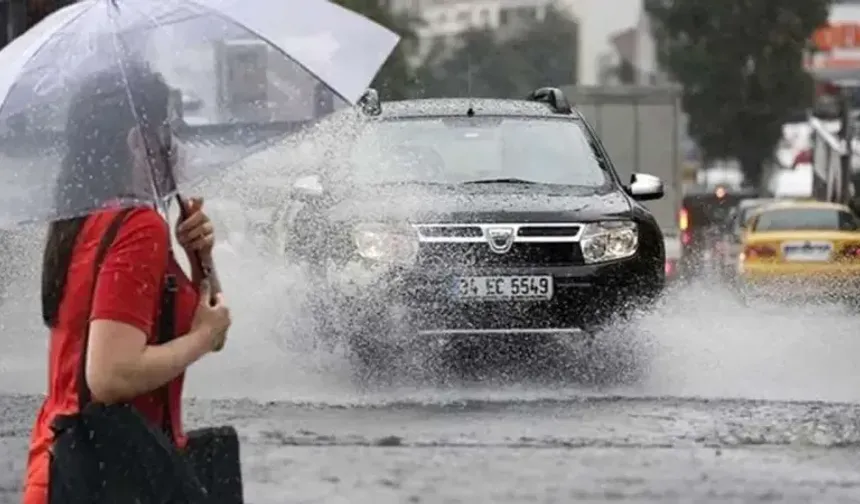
[{"x1": 41, "y1": 62, "x2": 170, "y2": 327}]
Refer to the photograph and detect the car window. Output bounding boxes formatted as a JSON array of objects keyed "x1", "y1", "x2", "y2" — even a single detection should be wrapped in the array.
[
  {"x1": 346, "y1": 116, "x2": 609, "y2": 186},
  {"x1": 753, "y1": 208, "x2": 860, "y2": 232}
]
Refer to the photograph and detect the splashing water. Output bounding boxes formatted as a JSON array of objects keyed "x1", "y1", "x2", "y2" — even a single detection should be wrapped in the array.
[
  {"x1": 638, "y1": 279, "x2": 860, "y2": 404},
  {"x1": 2, "y1": 117, "x2": 860, "y2": 406}
]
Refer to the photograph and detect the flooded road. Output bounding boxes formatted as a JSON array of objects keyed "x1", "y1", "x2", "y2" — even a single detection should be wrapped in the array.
[{"x1": 3, "y1": 227, "x2": 860, "y2": 502}]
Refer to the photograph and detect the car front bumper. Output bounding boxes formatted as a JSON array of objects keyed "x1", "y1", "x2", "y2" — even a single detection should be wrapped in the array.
[
  {"x1": 322, "y1": 255, "x2": 661, "y2": 340},
  {"x1": 738, "y1": 262, "x2": 860, "y2": 300}
]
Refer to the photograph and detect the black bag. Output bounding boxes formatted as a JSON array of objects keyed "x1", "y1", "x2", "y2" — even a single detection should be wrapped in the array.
[
  {"x1": 48, "y1": 209, "x2": 209, "y2": 504},
  {"x1": 184, "y1": 426, "x2": 244, "y2": 503}
]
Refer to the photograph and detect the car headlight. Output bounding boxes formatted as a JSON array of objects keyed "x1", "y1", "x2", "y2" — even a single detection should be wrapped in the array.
[
  {"x1": 580, "y1": 221, "x2": 638, "y2": 264},
  {"x1": 352, "y1": 223, "x2": 418, "y2": 265}
]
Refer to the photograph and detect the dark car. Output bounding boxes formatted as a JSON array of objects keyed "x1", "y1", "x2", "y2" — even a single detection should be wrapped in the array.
[
  {"x1": 678, "y1": 184, "x2": 761, "y2": 279},
  {"x1": 280, "y1": 87, "x2": 667, "y2": 375}
]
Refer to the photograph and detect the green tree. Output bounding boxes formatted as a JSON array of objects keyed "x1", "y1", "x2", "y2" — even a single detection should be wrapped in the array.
[
  {"x1": 503, "y1": 6, "x2": 579, "y2": 89},
  {"x1": 332, "y1": 0, "x2": 421, "y2": 99},
  {"x1": 418, "y1": 6, "x2": 579, "y2": 99},
  {"x1": 645, "y1": 0, "x2": 830, "y2": 184},
  {"x1": 415, "y1": 28, "x2": 521, "y2": 98}
]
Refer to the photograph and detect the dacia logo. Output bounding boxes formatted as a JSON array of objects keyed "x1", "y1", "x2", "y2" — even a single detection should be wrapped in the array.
[{"x1": 486, "y1": 227, "x2": 515, "y2": 254}]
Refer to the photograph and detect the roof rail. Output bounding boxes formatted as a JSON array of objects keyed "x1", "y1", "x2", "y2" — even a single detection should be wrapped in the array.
[
  {"x1": 525, "y1": 87, "x2": 572, "y2": 114},
  {"x1": 357, "y1": 88, "x2": 381, "y2": 116}
]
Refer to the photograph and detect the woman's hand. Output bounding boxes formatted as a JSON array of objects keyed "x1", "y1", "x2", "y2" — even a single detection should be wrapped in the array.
[
  {"x1": 190, "y1": 279, "x2": 231, "y2": 352},
  {"x1": 176, "y1": 197, "x2": 215, "y2": 258}
]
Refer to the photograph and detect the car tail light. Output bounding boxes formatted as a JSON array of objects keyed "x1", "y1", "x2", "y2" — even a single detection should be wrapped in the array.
[
  {"x1": 681, "y1": 230, "x2": 691, "y2": 245},
  {"x1": 665, "y1": 259, "x2": 676, "y2": 277},
  {"x1": 743, "y1": 244, "x2": 777, "y2": 259},
  {"x1": 679, "y1": 208, "x2": 689, "y2": 231}
]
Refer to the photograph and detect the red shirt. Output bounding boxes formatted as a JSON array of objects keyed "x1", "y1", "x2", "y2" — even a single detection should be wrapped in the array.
[{"x1": 22, "y1": 207, "x2": 200, "y2": 504}]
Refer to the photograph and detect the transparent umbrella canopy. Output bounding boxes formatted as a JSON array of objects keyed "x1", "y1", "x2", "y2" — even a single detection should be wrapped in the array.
[{"x1": 0, "y1": 0, "x2": 399, "y2": 227}]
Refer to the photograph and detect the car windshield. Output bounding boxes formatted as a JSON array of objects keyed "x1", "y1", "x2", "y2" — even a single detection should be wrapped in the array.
[
  {"x1": 754, "y1": 208, "x2": 860, "y2": 232},
  {"x1": 345, "y1": 116, "x2": 609, "y2": 186}
]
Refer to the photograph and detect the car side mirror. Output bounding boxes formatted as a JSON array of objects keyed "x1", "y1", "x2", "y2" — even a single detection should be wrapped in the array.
[
  {"x1": 628, "y1": 172, "x2": 664, "y2": 201},
  {"x1": 291, "y1": 174, "x2": 323, "y2": 200}
]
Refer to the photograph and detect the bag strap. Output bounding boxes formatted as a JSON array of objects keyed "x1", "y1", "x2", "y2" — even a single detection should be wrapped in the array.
[
  {"x1": 157, "y1": 274, "x2": 178, "y2": 435},
  {"x1": 77, "y1": 208, "x2": 178, "y2": 439},
  {"x1": 77, "y1": 209, "x2": 133, "y2": 409}
]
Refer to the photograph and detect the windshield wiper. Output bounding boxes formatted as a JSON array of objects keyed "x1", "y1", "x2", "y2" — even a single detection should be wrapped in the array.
[{"x1": 460, "y1": 178, "x2": 542, "y2": 185}]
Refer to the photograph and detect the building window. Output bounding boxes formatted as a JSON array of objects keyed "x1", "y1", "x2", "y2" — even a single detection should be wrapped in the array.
[
  {"x1": 456, "y1": 10, "x2": 470, "y2": 23},
  {"x1": 479, "y1": 9, "x2": 490, "y2": 25},
  {"x1": 499, "y1": 8, "x2": 509, "y2": 25}
]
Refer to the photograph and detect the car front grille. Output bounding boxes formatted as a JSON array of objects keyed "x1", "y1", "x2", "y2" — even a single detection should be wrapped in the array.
[
  {"x1": 413, "y1": 223, "x2": 584, "y2": 268},
  {"x1": 416, "y1": 225, "x2": 582, "y2": 240},
  {"x1": 418, "y1": 241, "x2": 581, "y2": 267}
]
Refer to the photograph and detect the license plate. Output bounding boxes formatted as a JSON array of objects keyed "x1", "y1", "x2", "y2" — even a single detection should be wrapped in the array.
[
  {"x1": 782, "y1": 241, "x2": 832, "y2": 262},
  {"x1": 452, "y1": 275, "x2": 553, "y2": 300}
]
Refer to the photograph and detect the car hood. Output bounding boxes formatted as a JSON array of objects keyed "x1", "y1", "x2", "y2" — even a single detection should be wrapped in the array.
[{"x1": 324, "y1": 184, "x2": 632, "y2": 224}]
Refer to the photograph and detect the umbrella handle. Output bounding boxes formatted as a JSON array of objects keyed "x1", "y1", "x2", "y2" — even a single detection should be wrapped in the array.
[{"x1": 176, "y1": 194, "x2": 226, "y2": 352}]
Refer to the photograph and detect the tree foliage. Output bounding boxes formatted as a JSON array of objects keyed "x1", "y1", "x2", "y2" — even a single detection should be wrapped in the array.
[
  {"x1": 645, "y1": 0, "x2": 830, "y2": 183},
  {"x1": 417, "y1": 6, "x2": 579, "y2": 98}
]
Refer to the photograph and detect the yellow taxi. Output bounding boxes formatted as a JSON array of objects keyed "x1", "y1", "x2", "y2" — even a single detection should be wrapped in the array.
[{"x1": 737, "y1": 200, "x2": 860, "y2": 301}]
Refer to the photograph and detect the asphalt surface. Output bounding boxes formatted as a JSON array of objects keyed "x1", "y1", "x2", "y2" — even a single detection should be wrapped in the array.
[
  {"x1": 3, "y1": 232, "x2": 860, "y2": 503},
  {"x1": 3, "y1": 393, "x2": 860, "y2": 503}
]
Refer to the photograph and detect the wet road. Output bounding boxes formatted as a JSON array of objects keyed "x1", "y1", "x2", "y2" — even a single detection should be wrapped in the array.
[
  {"x1": 3, "y1": 393, "x2": 860, "y2": 503},
  {"x1": 3, "y1": 231, "x2": 860, "y2": 502}
]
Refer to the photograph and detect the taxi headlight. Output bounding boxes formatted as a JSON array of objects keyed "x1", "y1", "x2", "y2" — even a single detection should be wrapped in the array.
[
  {"x1": 352, "y1": 223, "x2": 418, "y2": 265},
  {"x1": 580, "y1": 221, "x2": 638, "y2": 264}
]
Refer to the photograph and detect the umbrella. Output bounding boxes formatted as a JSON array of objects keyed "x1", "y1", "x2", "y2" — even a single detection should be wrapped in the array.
[{"x1": 0, "y1": 0, "x2": 400, "y2": 227}]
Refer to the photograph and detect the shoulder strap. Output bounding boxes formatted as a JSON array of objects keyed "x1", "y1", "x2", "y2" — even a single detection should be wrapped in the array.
[
  {"x1": 77, "y1": 209, "x2": 134, "y2": 410},
  {"x1": 77, "y1": 209, "x2": 179, "y2": 424}
]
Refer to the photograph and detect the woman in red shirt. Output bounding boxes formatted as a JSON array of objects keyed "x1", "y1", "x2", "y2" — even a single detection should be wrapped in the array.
[{"x1": 22, "y1": 64, "x2": 233, "y2": 503}]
